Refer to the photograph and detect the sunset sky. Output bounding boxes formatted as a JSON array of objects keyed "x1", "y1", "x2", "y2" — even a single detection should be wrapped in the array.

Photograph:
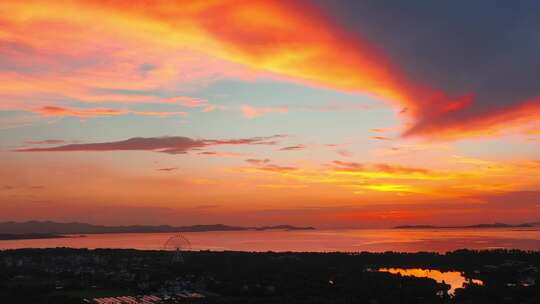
[{"x1": 1, "y1": 0, "x2": 540, "y2": 228}]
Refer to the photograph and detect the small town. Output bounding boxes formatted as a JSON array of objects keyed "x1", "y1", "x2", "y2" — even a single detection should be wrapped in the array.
[{"x1": 2, "y1": 248, "x2": 540, "y2": 303}]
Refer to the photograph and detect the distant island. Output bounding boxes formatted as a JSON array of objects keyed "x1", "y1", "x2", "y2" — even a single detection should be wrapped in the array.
[
  {"x1": 0, "y1": 233, "x2": 66, "y2": 240},
  {"x1": 0, "y1": 221, "x2": 315, "y2": 236},
  {"x1": 394, "y1": 222, "x2": 538, "y2": 229},
  {"x1": 255, "y1": 225, "x2": 315, "y2": 231}
]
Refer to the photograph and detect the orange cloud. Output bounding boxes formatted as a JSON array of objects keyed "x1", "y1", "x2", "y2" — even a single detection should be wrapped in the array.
[
  {"x1": 256, "y1": 164, "x2": 298, "y2": 173},
  {"x1": 36, "y1": 106, "x2": 127, "y2": 117},
  {"x1": 526, "y1": 129, "x2": 540, "y2": 136},
  {"x1": 337, "y1": 210, "x2": 417, "y2": 221},
  {"x1": 357, "y1": 184, "x2": 415, "y2": 193},
  {"x1": 34, "y1": 106, "x2": 187, "y2": 118},
  {"x1": 370, "y1": 136, "x2": 392, "y2": 141},
  {"x1": 373, "y1": 164, "x2": 430, "y2": 175},
  {"x1": 1, "y1": 0, "x2": 539, "y2": 139},
  {"x1": 370, "y1": 128, "x2": 391, "y2": 133},
  {"x1": 233, "y1": 157, "x2": 540, "y2": 200},
  {"x1": 331, "y1": 161, "x2": 435, "y2": 182},
  {"x1": 131, "y1": 111, "x2": 188, "y2": 117}
]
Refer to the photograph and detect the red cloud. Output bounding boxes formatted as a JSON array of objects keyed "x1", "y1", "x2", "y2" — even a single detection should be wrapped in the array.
[{"x1": 403, "y1": 97, "x2": 540, "y2": 140}]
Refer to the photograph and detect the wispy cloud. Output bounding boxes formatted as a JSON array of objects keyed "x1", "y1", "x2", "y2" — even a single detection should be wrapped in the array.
[
  {"x1": 332, "y1": 161, "x2": 430, "y2": 175},
  {"x1": 336, "y1": 149, "x2": 353, "y2": 157},
  {"x1": 299, "y1": 101, "x2": 375, "y2": 112},
  {"x1": 245, "y1": 158, "x2": 271, "y2": 165},
  {"x1": 34, "y1": 106, "x2": 187, "y2": 119},
  {"x1": 206, "y1": 134, "x2": 286, "y2": 146},
  {"x1": 256, "y1": 164, "x2": 298, "y2": 172},
  {"x1": 156, "y1": 167, "x2": 178, "y2": 172},
  {"x1": 331, "y1": 161, "x2": 364, "y2": 171},
  {"x1": 370, "y1": 128, "x2": 392, "y2": 133},
  {"x1": 24, "y1": 139, "x2": 66, "y2": 145},
  {"x1": 131, "y1": 111, "x2": 188, "y2": 118},
  {"x1": 197, "y1": 151, "x2": 245, "y2": 157},
  {"x1": 279, "y1": 144, "x2": 306, "y2": 151},
  {"x1": 36, "y1": 106, "x2": 127, "y2": 118},
  {"x1": 370, "y1": 136, "x2": 392, "y2": 141},
  {"x1": 243, "y1": 158, "x2": 297, "y2": 173},
  {"x1": 241, "y1": 105, "x2": 288, "y2": 119}
]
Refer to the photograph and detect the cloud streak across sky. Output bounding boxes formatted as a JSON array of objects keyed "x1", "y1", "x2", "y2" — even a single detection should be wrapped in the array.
[{"x1": 16, "y1": 135, "x2": 286, "y2": 154}]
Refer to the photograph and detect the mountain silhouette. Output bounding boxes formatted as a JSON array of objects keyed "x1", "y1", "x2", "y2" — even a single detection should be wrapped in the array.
[{"x1": 0, "y1": 221, "x2": 314, "y2": 235}]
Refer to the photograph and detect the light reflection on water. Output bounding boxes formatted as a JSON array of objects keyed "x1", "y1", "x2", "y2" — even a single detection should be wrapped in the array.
[
  {"x1": 379, "y1": 268, "x2": 483, "y2": 295},
  {"x1": 1, "y1": 228, "x2": 540, "y2": 252}
]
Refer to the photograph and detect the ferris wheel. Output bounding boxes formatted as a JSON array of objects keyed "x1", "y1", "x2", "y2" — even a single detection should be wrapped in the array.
[{"x1": 163, "y1": 234, "x2": 192, "y2": 263}]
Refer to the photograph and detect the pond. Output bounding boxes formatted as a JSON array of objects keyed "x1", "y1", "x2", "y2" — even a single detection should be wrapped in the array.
[{"x1": 379, "y1": 268, "x2": 483, "y2": 295}]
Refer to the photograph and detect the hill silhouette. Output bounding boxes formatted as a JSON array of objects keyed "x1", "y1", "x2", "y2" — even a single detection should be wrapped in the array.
[{"x1": 0, "y1": 221, "x2": 314, "y2": 235}]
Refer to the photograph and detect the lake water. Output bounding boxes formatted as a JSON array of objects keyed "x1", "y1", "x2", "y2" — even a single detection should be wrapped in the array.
[
  {"x1": 1, "y1": 227, "x2": 540, "y2": 252},
  {"x1": 379, "y1": 268, "x2": 483, "y2": 295}
]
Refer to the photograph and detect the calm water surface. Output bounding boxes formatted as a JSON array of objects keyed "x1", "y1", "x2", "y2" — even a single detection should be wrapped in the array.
[
  {"x1": 379, "y1": 268, "x2": 483, "y2": 295},
  {"x1": 1, "y1": 228, "x2": 540, "y2": 252}
]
